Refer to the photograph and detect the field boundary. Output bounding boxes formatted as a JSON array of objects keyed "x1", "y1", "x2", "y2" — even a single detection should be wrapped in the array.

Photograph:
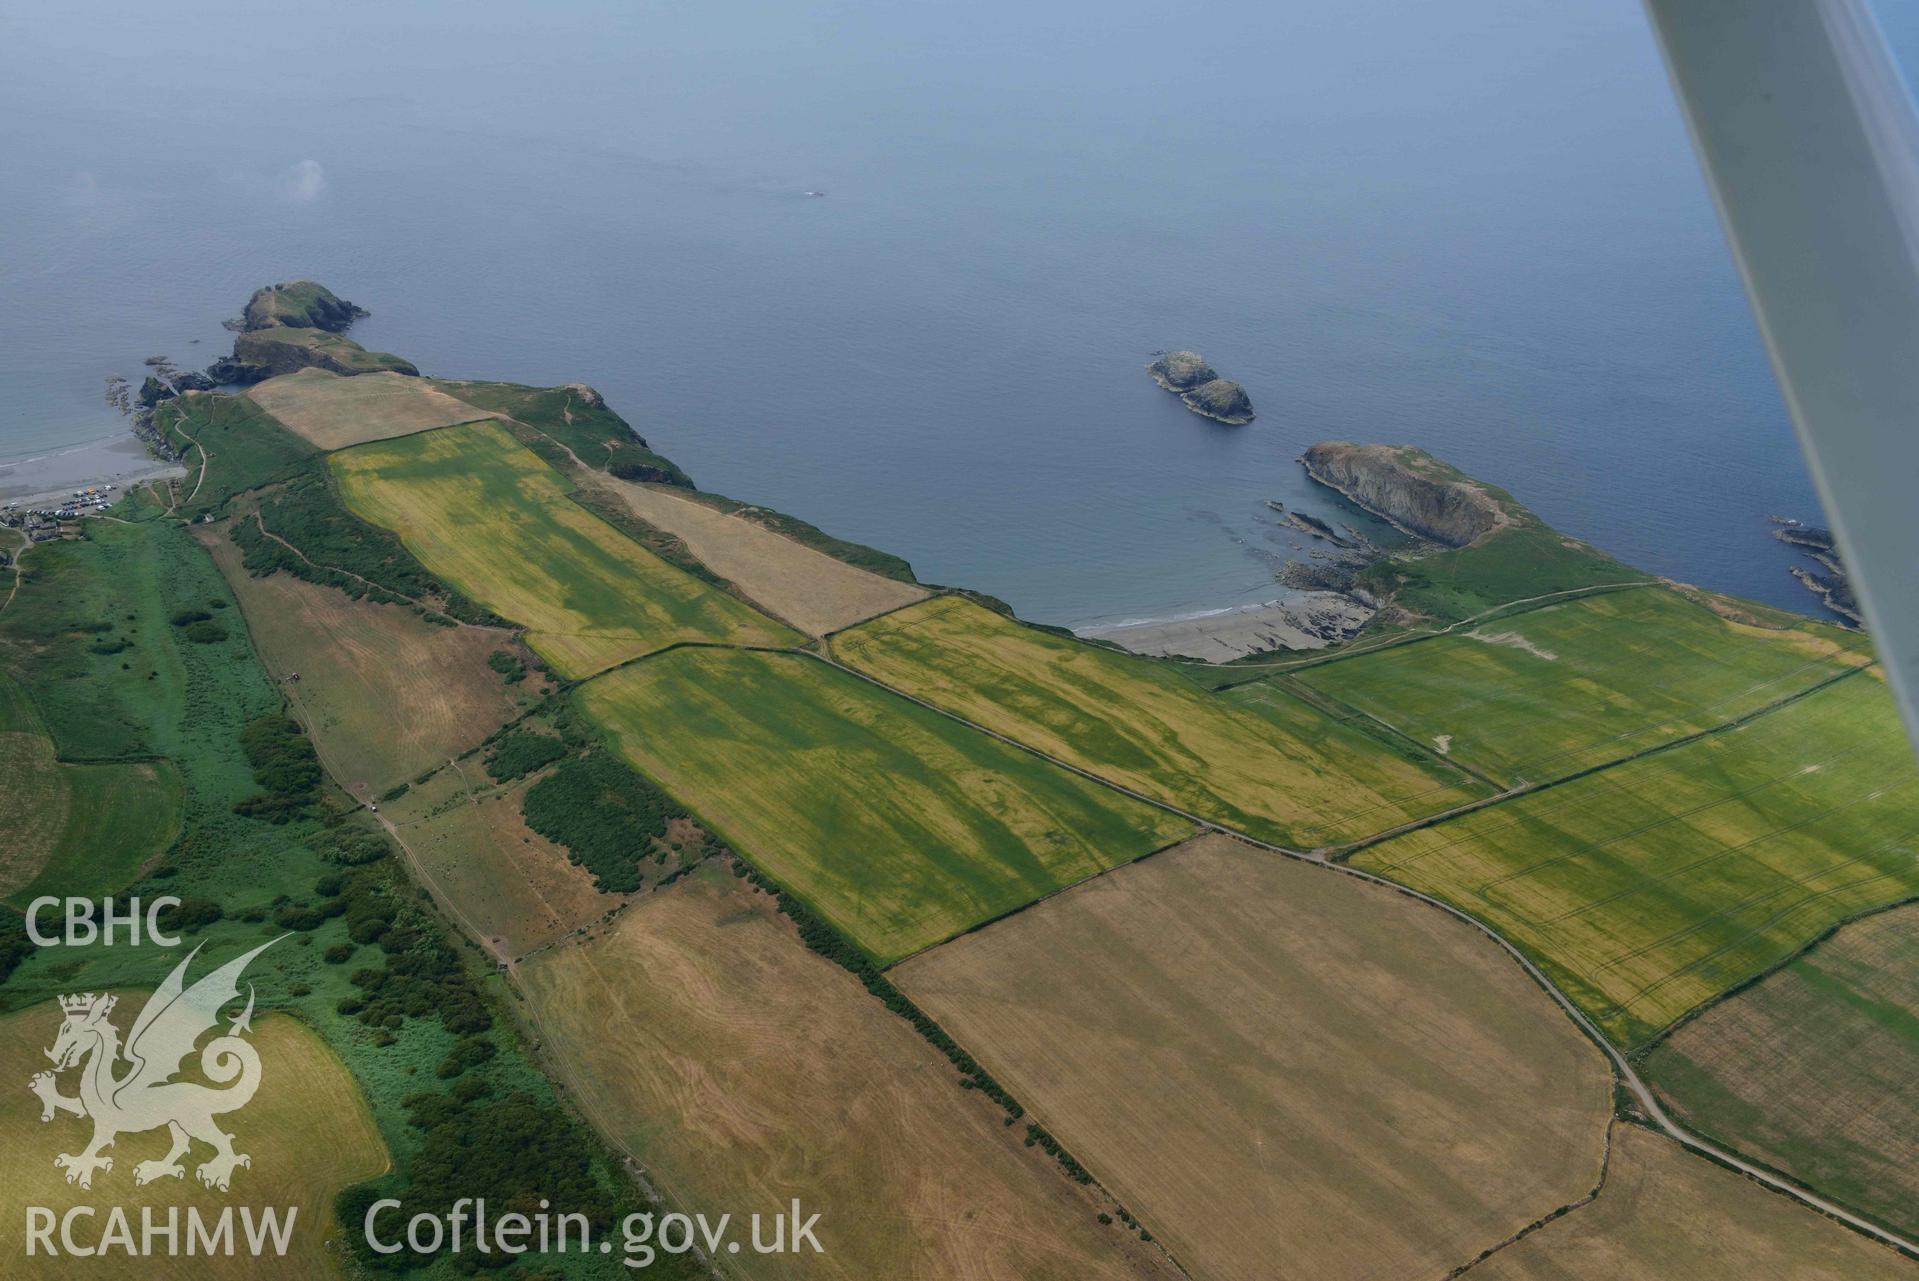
[
  {"x1": 1324, "y1": 661, "x2": 1874, "y2": 860},
  {"x1": 1447, "y1": 1117, "x2": 1617, "y2": 1278}
]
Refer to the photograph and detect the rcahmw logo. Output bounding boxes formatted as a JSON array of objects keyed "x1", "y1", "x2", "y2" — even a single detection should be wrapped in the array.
[{"x1": 22, "y1": 938, "x2": 301, "y2": 1260}]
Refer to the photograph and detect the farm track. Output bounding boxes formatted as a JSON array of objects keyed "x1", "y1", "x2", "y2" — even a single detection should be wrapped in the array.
[{"x1": 245, "y1": 510, "x2": 476, "y2": 623}]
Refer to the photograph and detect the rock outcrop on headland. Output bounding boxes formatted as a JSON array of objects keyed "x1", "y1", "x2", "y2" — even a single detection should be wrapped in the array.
[
  {"x1": 1146, "y1": 351, "x2": 1255, "y2": 424},
  {"x1": 241, "y1": 281, "x2": 369, "y2": 332},
  {"x1": 1301, "y1": 442, "x2": 1509, "y2": 547}
]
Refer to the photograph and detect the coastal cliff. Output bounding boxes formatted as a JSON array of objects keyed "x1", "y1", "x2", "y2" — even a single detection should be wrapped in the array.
[
  {"x1": 1301, "y1": 442, "x2": 1508, "y2": 547},
  {"x1": 232, "y1": 327, "x2": 418, "y2": 378}
]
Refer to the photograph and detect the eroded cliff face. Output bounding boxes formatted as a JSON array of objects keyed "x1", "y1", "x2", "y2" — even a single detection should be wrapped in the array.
[{"x1": 1301, "y1": 442, "x2": 1509, "y2": 547}]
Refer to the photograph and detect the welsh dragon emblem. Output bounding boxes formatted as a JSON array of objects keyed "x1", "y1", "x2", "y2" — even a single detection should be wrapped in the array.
[{"x1": 28, "y1": 938, "x2": 280, "y2": 1192}]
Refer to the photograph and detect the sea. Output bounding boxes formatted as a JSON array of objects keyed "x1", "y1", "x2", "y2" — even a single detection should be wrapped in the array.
[{"x1": 5, "y1": 0, "x2": 1915, "y2": 630}]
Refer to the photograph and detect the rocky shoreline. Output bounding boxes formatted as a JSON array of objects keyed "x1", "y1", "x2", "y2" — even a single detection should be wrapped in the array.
[
  {"x1": 1078, "y1": 592, "x2": 1373, "y2": 660},
  {"x1": 1770, "y1": 518, "x2": 1862, "y2": 626},
  {"x1": 109, "y1": 281, "x2": 415, "y2": 466}
]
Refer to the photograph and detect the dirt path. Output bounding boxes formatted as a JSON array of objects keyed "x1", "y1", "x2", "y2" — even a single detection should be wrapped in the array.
[
  {"x1": 0, "y1": 528, "x2": 30, "y2": 616},
  {"x1": 171, "y1": 420, "x2": 211, "y2": 506},
  {"x1": 245, "y1": 510, "x2": 486, "y2": 625}
]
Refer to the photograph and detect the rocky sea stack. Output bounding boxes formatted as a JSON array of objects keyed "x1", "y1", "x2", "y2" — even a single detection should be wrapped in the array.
[
  {"x1": 1182, "y1": 378, "x2": 1254, "y2": 425},
  {"x1": 1146, "y1": 350, "x2": 1254, "y2": 424},
  {"x1": 1147, "y1": 350, "x2": 1218, "y2": 393}
]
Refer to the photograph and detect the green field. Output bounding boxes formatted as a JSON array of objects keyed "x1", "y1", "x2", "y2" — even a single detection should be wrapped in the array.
[
  {"x1": 1354, "y1": 672, "x2": 1919, "y2": 1045},
  {"x1": 835, "y1": 595, "x2": 1485, "y2": 847},
  {"x1": 331, "y1": 420, "x2": 798, "y2": 677},
  {"x1": 1292, "y1": 587, "x2": 1868, "y2": 785},
  {"x1": 577, "y1": 647, "x2": 1194, "y2": 963},
  {"x1": 1646, "y1": 903, "x2": 1919, "y2": 1238},
  {"x1": 0, "y1": 509, "x2": 666, "y2": 1281},
  {"x1": 156, "y1": 393, "x2": 317, "y2": 518},
  {"x1": 0, "y1": 672, "x2": 182, "y2": 906}
]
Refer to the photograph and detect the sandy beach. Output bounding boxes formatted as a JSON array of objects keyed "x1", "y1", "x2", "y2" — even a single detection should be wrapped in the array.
[
  {"x1": 1079, "y1": 592, "x2": 1374, "y2": 661},
  {"x1": 0, "y1": 432, "x2": 183, "y2": 507}
]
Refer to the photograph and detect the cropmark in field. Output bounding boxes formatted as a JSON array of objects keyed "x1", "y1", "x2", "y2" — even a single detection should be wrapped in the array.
[
  {"x1": 836, "y1": 594, "x2": 1483, "y2": 847},
  {"x1": 330, "y1": 420, "x2": 798, "y2": 677},
  {"x1": 577, "y1": 646, "x2": 1193, "y2": 964},
  {"x1": 1354, "y1": 672, "x2": 1919, "y2": 1045}
]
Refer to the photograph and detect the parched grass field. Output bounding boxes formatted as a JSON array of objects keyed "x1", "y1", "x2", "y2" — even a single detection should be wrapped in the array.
[
  {"x1": 1645, "y1": 903, "x2": 1919, "y2": 1238},
  {"x1": 1470, "y1": 1124, "x2": 1913, "y2": 1280},
  {"x1": 247, "y1": 368, "x2": 497, "y2": 450},
  {"x1": 0, "y1": 1004, "x2": 389, "y2": 1280},
  {"x1": 386, "y1": 769, "x2": 619, "y2": 959},
  {"x1": 0, "y1": 673, "x2": 182, "y2": 907},
  {"x1": 577, "y1": 648, "x2": 1192, "y2": 964},
  {"x1": 591, "y1": 477, "x2": 927, "y2": 635},
  {"x1": 1354, "y1": 673, "x2": 1919, "y2": 1046},
  {"x1": 1291, "y1": 586, "x2": 1868, "y2": 785},
  {"x1": 330, "y1": 421, "x2": 798, "y2": 677},
  {"x1": 521, "y1": 869, "x2": 1172, "y2": 1281},
  {"x1": 892, "y1": 834, "x2": 1612, "y2": 1281},
  {"x1": 196, "y1": 522, "x2": 531, "y2": 794},
  {"x1": 835, "y1": 595, "x2": 1484, "y2": 847}
]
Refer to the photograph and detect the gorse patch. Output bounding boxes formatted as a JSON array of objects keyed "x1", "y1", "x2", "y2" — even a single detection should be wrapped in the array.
[
  {"x1": 521, "y1": 752, "x2": 678, "y2": 893},
  {"x1": 233, "y1": 714, "x2": 323, "y2": 822}
]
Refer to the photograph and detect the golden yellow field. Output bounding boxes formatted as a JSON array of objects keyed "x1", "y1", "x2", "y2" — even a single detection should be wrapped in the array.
[
  {"x1": 578, "y1": 647, "x2": 1193, "y2": 963},
  {"x1": 330, "y1": 421, "x2": 799, "y2": 677},
  {"x1": 892, "y1": 834, "x2": 1613, "y2": 1281},
  {"x1": 1353, "y1": 673, "x2": 1919, "y2": 1046},
  {"x1": 589, "y1": 476, "x2": 927, "y2": 635},
  {"x1": 196, "y1": 523, "x2": 533, "y2": 795},
  {"x1": 521, "y1": 869, "x2": 1172, "y2": 1281},
  {"x1": 247, "y1": 369, "x2": 497, "y2": 450},
  {"x1": 0, "y1": 1005, "x2": 388, "y2": 1280},
  {"x1": 385, "y1": 768, "x2": 619, "y2": 958},
  {"x1": 1470, "y1": 1125, "x2": 1913, "y2": 1280},
  {"x1": 836, "y1": 595, "x2": 1485, "y2": 846}
]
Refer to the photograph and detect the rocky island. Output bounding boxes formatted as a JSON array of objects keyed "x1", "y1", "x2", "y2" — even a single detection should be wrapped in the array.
[{"x1": 1146, "y1": 350, "x2": 1255, "y2": 425}]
